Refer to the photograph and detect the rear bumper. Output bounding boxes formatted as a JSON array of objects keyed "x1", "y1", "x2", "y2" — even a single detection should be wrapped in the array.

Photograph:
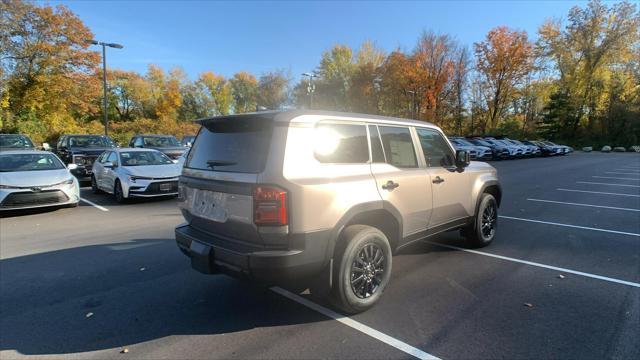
[{"x1": 175, "y1": 224, "x2": 329, "y2": 283}]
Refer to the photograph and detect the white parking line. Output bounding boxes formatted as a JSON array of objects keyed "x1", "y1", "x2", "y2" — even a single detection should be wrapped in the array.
[
  {"x1": 527, "y1": 198, "x2": 640, "y2": 212},
  {"x1": 499, "y1": 215, "x2": 640, "y2": 237},
  {"x1": 557, "y1": 188, "x2": 640, "y2": 198},
  {"x1": 79, "y1": 198, "x2": 109, "y2": 212},
  {"x1": 592, "y1": 176, "x2": 640, "y2": 181},
  {"x1": 577, "y1": 181, "x2": 640, "y2": 188},
  {"x1": 271, "y1": 286, "x2": 440, "y2": 360},
  {"x1": 614, "y1": 169, "x2": 640, "y2": 172},
  {"x1": 423, "y1": 242, "x2": 640, "y2": 288},
  {"x1": 605, "y1": 172, "x2": 640, "y2": 176}
]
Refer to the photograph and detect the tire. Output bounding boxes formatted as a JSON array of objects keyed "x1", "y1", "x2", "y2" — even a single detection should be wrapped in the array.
[
  {"x1": 114, "y1": 180, "x2": 127, "y2": 204},
  {"x1": 330, "y1": 225, "x2": 392, "y2": 314},
  {"x1": 91, "y1": 176, "x2": 102, "y2": 194},
  {"x1": 463, "y1": 193, "x2": 498, "y2": 248}
]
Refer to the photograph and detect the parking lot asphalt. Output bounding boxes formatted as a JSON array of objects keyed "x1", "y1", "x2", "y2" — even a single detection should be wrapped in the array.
[{"x1": 1, "y1": 153, "x2": 639, "y2": 359}]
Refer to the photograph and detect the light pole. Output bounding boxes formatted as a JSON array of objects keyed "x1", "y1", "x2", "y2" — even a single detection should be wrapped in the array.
[
  {"x1": 302, "y1": 72, "x2": 318, "y2": 109},
  {"x1": 87, "y1": 40, "x2": 123, "y2": 136}
]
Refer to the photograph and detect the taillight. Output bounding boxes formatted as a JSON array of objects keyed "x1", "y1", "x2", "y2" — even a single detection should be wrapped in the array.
[{"x1": 253, "y1": 186, "x2": 288, "y2": 226}]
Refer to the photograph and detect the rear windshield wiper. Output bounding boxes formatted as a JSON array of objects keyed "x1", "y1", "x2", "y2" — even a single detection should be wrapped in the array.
[{"x1": 206, "y1": 160, "x2": 237, "y2": 169}]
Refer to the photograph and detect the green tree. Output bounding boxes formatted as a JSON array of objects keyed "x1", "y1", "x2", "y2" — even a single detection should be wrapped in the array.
[{"x1": 230, "y1": 71, "x2": 258, "y2": 113}]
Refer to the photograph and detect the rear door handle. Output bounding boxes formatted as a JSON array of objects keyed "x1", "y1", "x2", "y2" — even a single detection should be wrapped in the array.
[
  {"x1": 432, "y1": 176, "x2": 445, "y2": 184},
  {"x1": 381, "y1": 180, "x2": 399, "y2": 190}
]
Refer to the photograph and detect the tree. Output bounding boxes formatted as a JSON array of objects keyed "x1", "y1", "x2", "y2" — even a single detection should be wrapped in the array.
[
  {"x1": 256, "y1": 70, "x2": 290, "y2": 110},
  {"x1": 538, "y1": 0, "x2": 639, "y2": 142},
  {"x1": 230, "y1": 71, "x2": 258, "y2": 113},
  {"x1": 197, "y1": 71, "x2": 232, "y2": 115},
  {"x1": 474, "y1": 26, "x2": 534, "y2": 131},
  {"x1": 349, "y1": 41, "x2": 385, "y2": 114},
  {"x1": 412, "y1": 32, "x2": 457, "y2": 124},
  {"x1": 0, "y1": 0, "x2": 100, "y2": 138},
  {"x1": 315, "y1": 45, "x2": 356, "y2": 111}
]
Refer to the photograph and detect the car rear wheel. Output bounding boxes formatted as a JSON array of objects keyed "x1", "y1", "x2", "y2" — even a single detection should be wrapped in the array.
[
  {"x1": 463, "y1": 193, "x2": 497, "y2": 247},
  {"x1": 114, "y1": 180, "x2": 127, "y2": 204},
  {"x1": 330, "y1": 225, "x2": 392, "y2": 314}
]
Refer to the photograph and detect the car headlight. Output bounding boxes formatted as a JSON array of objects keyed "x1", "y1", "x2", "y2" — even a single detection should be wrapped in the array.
[{"x1": 52, "y1": 178, "x2": 75, "y2": 187}]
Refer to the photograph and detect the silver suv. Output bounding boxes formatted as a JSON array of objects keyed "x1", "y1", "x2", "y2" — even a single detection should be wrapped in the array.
[{"x1": 175, "y1": 111, "x2": 501, "y2": 313}]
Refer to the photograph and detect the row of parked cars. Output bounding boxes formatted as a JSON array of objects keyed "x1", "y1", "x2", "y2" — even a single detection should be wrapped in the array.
[
  {"x1": 0, "y1": 133, "x2": 195, "y2": 211},
  {"x1": 448, "y1": 136, "x2": 573, "y2": 160}
]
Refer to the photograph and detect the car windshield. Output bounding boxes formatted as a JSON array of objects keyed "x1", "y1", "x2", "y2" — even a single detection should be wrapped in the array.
[
  {"x1": 120, "y1": 151, "x2": 174, "y2": 166},
  {"x1": 0, "y1": 153, "x2": 65, "y2": 172},
  {"x1": 0, "y1": 135, "x2": 34, "y2": 149},
  {"x1": 472, "y1": 139, "x2": 492, "y2": 147},
  {"x1": 143, "y1": 136, "x2": 180, "y2": 147},
  {"x1": 68, "y1": 136, "x2": 113, "y2": 148},
  {"x1": 455, "y1": 139, "x2": 475, "y2": 146}
]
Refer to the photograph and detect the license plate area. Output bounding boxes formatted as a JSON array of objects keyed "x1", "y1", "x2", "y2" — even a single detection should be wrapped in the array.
[
  {"x1": 190, "y1": 189, "x2": 228, "y2": 223},
  {"x1": 159, "y1": 183, "x2": 172, "y2": 191}
]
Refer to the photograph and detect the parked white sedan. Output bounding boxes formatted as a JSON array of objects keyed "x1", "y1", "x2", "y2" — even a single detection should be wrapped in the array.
[
  {"x1": 0, "y1": 150, "x2": 80, "y2": 211},
  {"x1": 91, "y1": 148, "x2": 181, "y2": 203}
]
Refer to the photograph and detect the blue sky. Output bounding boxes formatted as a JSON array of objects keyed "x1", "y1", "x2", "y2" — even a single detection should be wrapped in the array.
[{"x1": 49, "y1": 0, "x2": 589, "y2": 81}]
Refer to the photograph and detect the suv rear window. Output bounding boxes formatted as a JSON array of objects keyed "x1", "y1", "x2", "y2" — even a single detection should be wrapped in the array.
[
  {"x1": 185, "y1": 117, "x2": 273, "y2": 173},
  {"x1": 314, "y1": 123, "x2": 369, "y2": 164}
]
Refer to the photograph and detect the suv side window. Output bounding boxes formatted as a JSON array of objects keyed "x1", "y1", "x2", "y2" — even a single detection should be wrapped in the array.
[
  {"x1": 377, "y1": 126, "x2": 418, "y2": 168},
  {"x1": 416, "y1": 128, "x2": 455, "y2": 167},
  {"x1": 314, "y1": 123, "x2": 369, "y2": 164}
]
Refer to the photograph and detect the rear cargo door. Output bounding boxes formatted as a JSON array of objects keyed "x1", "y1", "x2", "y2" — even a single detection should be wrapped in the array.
[{"x1": 179, "y1": 116, "x2": 274, "y2": 247}]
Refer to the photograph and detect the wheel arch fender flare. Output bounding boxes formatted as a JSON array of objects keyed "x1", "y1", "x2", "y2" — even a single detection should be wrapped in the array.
[{"x1": 324, "y1": 201, "x2": 403, "y2": 264}]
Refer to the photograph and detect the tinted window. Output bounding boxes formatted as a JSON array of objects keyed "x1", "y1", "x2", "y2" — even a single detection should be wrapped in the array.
[
  {"x1": 0, "y1": 153, "x2": 65, "y2": 172},
  {"x1": 186, "y1": 117, "x2": 273, "y2": 173},
  {"x1": 142, "y1": 136, "x2": 180, "y2": 147},
  {"x1": 368, "y1": 125, "x2": 385, "y2": 163},
  {"x1": 314, "y1": 123, "x2": 369, "y2": 164},
  {"x1": 416, "y1": 128, "x2": 454, "y2": 167},
  {"x1": 378, "y1": 126, "x2": 417, "y2": 168},
  {"x1": 0, "y1": 135, "x2": 34, "y2": 149},
  {"x1": 68, "y1": 135, "x2": 114, "y2": 148}
]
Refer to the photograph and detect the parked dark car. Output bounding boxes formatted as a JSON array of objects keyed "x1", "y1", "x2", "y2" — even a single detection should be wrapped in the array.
[
  {"x1": 55, "y1": 134, "x2": 116, "y2": 181},
  {"x1": 522, "y1": 140, "x2": 553, "y2": 157},
  {"x1": 128, "y1": 135, "x2": 187, "y2": 159},
  {"x1": 0, "y1": 134, "x2": 35, "y2": 151},
  {"x1": 181, "y1": 135, "x2": 196, "y2": 147}
]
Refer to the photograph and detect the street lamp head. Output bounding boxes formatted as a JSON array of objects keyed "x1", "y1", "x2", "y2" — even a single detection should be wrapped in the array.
[{"x1": 106, "y1": 43, "x2": 124, "y2": 49}]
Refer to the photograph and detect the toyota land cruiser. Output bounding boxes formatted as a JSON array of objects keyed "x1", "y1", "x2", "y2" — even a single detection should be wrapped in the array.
[{"x1": 175, "y1": 110, "x2": 501, "y2": 313}]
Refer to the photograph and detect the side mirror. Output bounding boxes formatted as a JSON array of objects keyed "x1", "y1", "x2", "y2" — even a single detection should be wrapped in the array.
[
  {"x1": 455, "y1": 150, "x2": 470, "y2": 169},
  {"x1": 67, "y1": 163, "x2": 78, "y2": 171},
  {"x1": 111, "y1": 160, "x2": 118, "y2": 168}
]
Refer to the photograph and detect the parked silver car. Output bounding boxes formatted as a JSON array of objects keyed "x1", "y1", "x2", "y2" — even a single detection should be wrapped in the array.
[
  {"x1": 0, "y1": 150, "x2": 80, "y2": 211},
  {"x1": 91, "y1": 148, "x2": 181, "y2": 203}
]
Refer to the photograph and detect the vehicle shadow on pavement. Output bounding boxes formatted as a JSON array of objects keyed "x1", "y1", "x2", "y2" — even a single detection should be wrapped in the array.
[{"x1": 0, "y1": 238, "x2": 328, "y2": 356}]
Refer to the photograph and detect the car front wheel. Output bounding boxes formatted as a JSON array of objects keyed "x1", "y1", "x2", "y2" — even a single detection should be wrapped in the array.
[
  {"x1": 114, "y1": 180, "x2": 127, "y2": 204},
  {"x1": 463, "y1": 193, "x2": 497, "y2": 247},
  {"x1": 330, "y1": 225, "x2": 392, "y2": 314}
]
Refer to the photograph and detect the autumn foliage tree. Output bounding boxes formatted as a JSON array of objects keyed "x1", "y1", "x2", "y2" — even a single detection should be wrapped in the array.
[
  {"x1": 0, "y1": 0, "x2": 101, "y2": 142},
  {"x1": 474, "y1": 26, "x2": 534, "y2": 132}
]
